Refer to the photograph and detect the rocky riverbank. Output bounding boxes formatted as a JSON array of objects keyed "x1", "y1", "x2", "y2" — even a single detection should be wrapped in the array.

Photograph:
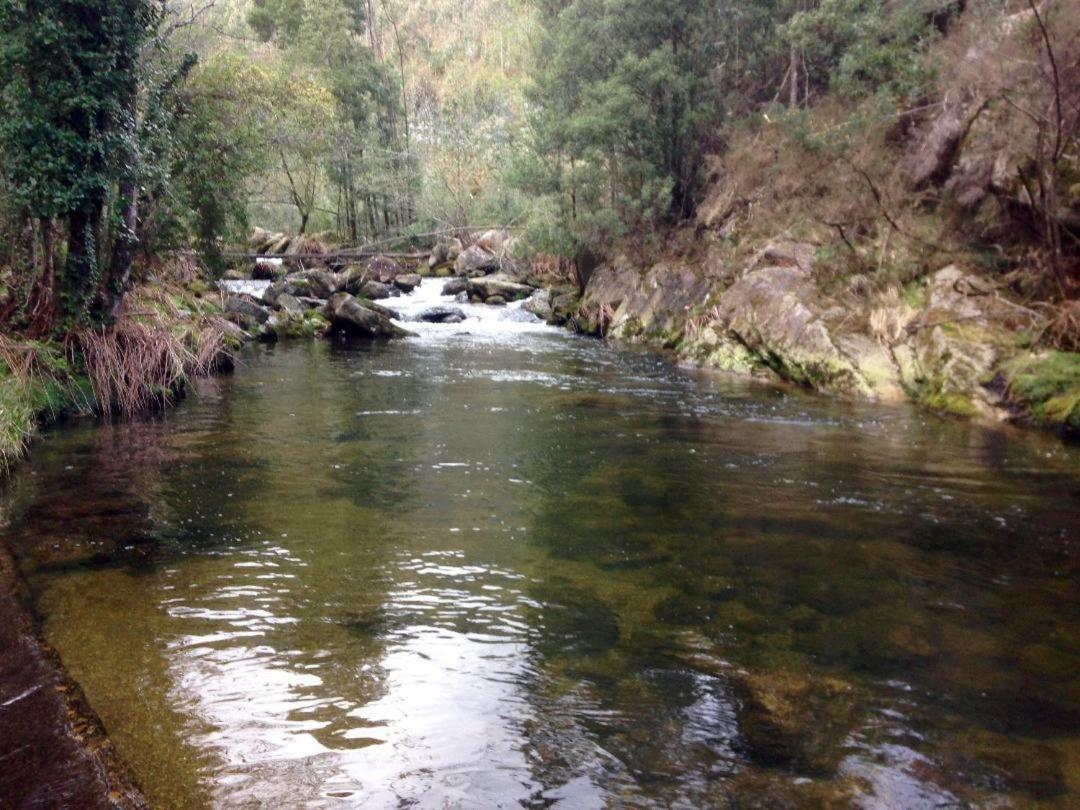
[
  {"x1": 572, "y1": 239, "x2": 1079, "y2": 437},
  {"x1": 221, "y1": 227, "x2": 1078, "y2": 438}
]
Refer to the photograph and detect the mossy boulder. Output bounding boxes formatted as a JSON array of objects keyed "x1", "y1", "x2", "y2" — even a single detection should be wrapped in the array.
[{"x1": 732, "y1": 669, "x2": 860, "y2": 775}]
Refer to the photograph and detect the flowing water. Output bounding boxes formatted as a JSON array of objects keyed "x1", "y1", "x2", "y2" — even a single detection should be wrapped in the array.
[{"x1": 2, "y1": 281, "x2": 1079, "y2": 808}]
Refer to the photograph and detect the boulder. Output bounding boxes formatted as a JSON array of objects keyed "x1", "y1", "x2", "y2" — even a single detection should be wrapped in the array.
[
  {"x1": 261, "y1": 283, "x2": 284, "y2": 307},
  {"x1": 359, "y1": 280, "x2": 393, "y2": 300},
  {"x1": 419, "y1": 306, "x2": 467, "y2": 324},
  {"x1": 249, "y1": 227, "x2": 271, "y2": 250},
  {"x1": 466, "y1": 273, "x2": 533, "y2": 302},
  {"x1": 394, "y1": 273, "x2": 422, "y2": 292},
  {"x1": 268, "y1": 234, "x2": 291, "y2": 254},
  {"x1": 282, "y1": 273, "x2": 312, "y2": 298},
  {"x1": 475, "y1": 229, "x2": 510, "y2": 254},
  {"x1": 306, "y1": 269, "x2": 342, "y2": 300},
  {"x1": 522, "y1": 289, "x2": 553, "y2": 320},
  {"x1": 455, "y1": 245, "x2": 498, "y2": 277},
  {"x1": 548, "y1": 288, "x2": 581, "y2": 326},
  {"x1": 364, "y1": 255, "x2": 400, "y2": 284},
  {"x1": 264, "y1": 308, "x2": 329, "y2": 340},
  {"x1": 276, "y1": 293, "x2": 304, "y2": 315},
  {"x1": 442, "y1": 278, "x2": 468, "y2": 296},
  {"x1": 428, "y1": 242, "x2": 448, "y2": 267},
  {"x1": 486, "y1": 295, "x2": 507, "y2": 306},
  {"x1": 322, "y1": 292, "x2": 411, "y2": 339},
  {"x1": 709, "y1": 263, "x2": 902, "y2": 398},
  {"x1": 225, "y1": 295, "x2": 271, "y2": 326}
]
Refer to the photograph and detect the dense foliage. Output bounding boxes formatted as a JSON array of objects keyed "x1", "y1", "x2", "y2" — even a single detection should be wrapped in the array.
[{"x1": 0, "y1": 0, "x2": 1075, "y2": 337}]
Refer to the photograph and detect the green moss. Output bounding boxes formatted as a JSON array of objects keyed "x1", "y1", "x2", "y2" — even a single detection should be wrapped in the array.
[
  {"x1": 921, "y1": 390, "x2": 979, "y2": 418},
  {"x1": 902, "y1": 280, "x2": 927, "y2": 310},
  {"x1": 1003, "y1": 352, "x2": 1080, "y2": 429}
]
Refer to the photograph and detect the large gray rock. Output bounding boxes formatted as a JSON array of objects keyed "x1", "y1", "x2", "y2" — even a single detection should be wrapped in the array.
[
  {"x1": 363, "y1": 280, "x2": 394, "y2": 300},
  {"x1": 225, "y1": 295, "x2": 271, "y2": 325},
  {"x1": 276, "y1": 293, "x2": 304, "y2": 315},
  {"x1": 709, "y1": 264, "x2": 902, "y2": 398},
  {"x1": 394, "y1": 273, "x2": 422, "y2": 292},
  {"x1": 522, "y1": 289, "x2": 553, "y2": 320},
  {"x1": 306, "y1": 269, "x2": 342, "y2": 300},
  {"x1": 442, "y1": 278, "x2": 468, "y2": 296},
  {"x1": 466, "y1": 273, "x2": 533, "y2": 302},
  {"x1": 322, "y1": 292, "x2": 411, "y2": 339},
  {"x1": 455, "y1": 245, "x2": 498, "y2": 277}
]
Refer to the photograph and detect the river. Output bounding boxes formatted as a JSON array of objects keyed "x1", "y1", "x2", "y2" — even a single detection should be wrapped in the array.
[{"x1": 2, "y1": 281, "x2": 1078, "y2": 807}]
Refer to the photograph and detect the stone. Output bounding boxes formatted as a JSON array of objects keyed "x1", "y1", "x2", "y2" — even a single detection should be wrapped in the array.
[
  {"x1": 475, "y1": 229, "x2": 511, "y2": 254},
  {"x1": 485, "y1": 295, "x2": 507, "y2": 306},
  {"x1": 359, "y1": 280, "x2": 393, "y2": 300},
  {"x1": 306, "y1": 269, "x2": 341, "y2": 300},
  {"x1": 276, "y1": 293, "x2": 304, "y2": 315},
  {"x1": 419, "y1": 306, "x2": 467, "y2": 324},
  {"x1": 261, "y1": 283, "x2": 284, "y2": 307},
  {"x1": 282, "y1": 274, "x2": 312, "y2": 298},
  {"x1": 454, "y1": 244, "x2": 498, "y2": 277},
  {"x1": 364, "y1": 255, "x2": 400, "y2": 284},
  {"x1": 466, "y1": 273, "x2": 533, "y2": 302},
  {"x1": 322, "y1": 292, "x2": 411, "y2": 339},
  {"x1": 442, "y1": 278, "x2": 468, "y2": 296},
  {"x1": 394, "y1": 273, "x2": 422, "y2": 292},
  {"x1": 522, "y1": 289, "x2": 553, "y2": 320},
  {"x1": 732, "y1": 670, "x2": 860, "y2": 775},
  {"x1": 225, "y1": 295, "x2": 270, "y2": 325}
]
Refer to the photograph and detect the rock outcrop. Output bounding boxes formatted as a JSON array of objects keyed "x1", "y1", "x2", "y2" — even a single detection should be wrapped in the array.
[{"x1": 578, "y1": 242, "x2": 1041, "y2": 421}]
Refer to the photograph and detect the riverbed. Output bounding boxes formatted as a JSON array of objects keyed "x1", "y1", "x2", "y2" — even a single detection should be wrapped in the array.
[{"x1": 2, "y1": 283, "x2": 1078, "y2": 807}]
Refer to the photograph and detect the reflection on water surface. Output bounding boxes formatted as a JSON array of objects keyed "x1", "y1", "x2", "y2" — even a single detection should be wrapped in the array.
[{"x1": 2, "y1": 328, "x2": 1078, "y2": 808}]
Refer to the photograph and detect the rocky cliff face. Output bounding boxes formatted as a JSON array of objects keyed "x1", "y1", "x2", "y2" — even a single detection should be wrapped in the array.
[{"x1": 577, "y1": 240, "x2": 1070, "y2": 432}]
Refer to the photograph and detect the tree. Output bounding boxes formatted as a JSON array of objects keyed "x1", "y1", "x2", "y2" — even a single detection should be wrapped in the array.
[
  {"x1": 0, "y1": 0, "x2": 160, "y2": 332},
  {"x1": 518, "y1": 0, "x2": 722, "y2": 260}
]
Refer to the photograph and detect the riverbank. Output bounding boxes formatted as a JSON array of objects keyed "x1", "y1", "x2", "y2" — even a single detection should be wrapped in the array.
[
  {"x1": 0, "y1": 539, "x2": 146, "y2": 808},
  {"x1": 571, "y1": 237, "x2": 1080, "y2": 439}
]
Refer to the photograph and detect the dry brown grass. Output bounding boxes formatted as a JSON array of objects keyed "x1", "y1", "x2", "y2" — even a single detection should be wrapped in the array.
[
  {"x1": 76, "y1": 286, "x2": 230, "y2": 418},
  {"x1": 530, "y1": 252, "x2": 576, "y2": 286}
]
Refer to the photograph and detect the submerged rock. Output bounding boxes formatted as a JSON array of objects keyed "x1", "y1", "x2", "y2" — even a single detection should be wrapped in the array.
[{"x1": 732, "y1": 669, "x2": 860, "y2": 776}]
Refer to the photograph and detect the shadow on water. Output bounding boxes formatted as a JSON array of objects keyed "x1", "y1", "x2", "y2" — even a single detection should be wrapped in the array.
[{"x1": 1, "y1": 327, "x2": 1078, "y2": 808}]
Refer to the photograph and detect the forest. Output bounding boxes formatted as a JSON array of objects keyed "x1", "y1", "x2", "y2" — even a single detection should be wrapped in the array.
[{"x1": 2, "y1": 3, "x2": 1080, "y2": 809}]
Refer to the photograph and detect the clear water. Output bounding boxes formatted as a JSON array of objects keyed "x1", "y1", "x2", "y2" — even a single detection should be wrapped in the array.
[{"x1": 2, "y1": 282, "x2": 1078, "y2": 808}]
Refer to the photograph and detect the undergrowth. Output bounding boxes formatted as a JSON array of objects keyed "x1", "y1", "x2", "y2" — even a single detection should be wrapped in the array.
[
  {"x1": 0, "y1": 282, "x2": 231, "y2": 469},
  {"x1": 1003, "y1": 352, "x2": 1080, "y2": 431}
]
